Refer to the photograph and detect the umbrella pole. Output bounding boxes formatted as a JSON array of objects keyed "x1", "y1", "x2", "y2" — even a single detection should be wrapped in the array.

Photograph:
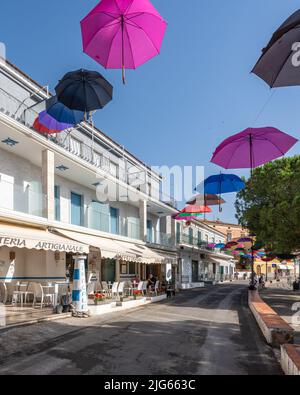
[{"x1": 121, "y1": 15, "x2": 126, "y2": 85}]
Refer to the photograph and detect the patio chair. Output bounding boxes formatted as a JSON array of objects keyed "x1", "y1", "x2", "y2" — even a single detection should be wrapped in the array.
[
  {"x1": 0, "y1": 282, "x2": 7, "y2": 305},
  {"x1": 32, "y1": 283, "x2": 56, "y2": 309},
  {"x1": 118, "y1": 282, "x2": 126, "y2": 298},
  {"x1": 87, "y1": 282, "x2": 95, "y2": 295},
  {"x1": 141, "y1": 281, "x2": 148, "y2": 295},
  {"x1": 100, "y1": 281, "x2": 111, "y2": 298},
  {"x1": 111, "y1": 282, "x2": 119, "y2": 299}
]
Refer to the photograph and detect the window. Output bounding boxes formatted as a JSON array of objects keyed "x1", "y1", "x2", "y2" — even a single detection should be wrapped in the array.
[
  {"x1": 147, "y1": 220, "x2": 153, "y2": 243},
  {"x1": 71, "y1": 192, "x2": 83, "y2": 226},
  {"x1": 69, "y1": 137, "x2": 81, "y2": 156},
  {"x1": 176, "y1": 222, "x2": 181, "y2": 244},
  {"x1": 227, "y1": 232, "x2": 232, "y2": 242},
  {"x1": 110, "y1": 207, "x2": 120, "y2": 235},
  {"x1": 189, "y1": 228, "x2": 193, "y2": 245},
  {"x1": 110, "y1": 162, "x2": 118, "y2": 178},
  {"x1": 54, "y1": 186, "x2": 61, "y2": 221},
  {"x1": 198, "y1": 231, "x2": 202, "y2": 245},
  {"x1": 89, "y1": 201, "x2": 109, "y2": 232}
]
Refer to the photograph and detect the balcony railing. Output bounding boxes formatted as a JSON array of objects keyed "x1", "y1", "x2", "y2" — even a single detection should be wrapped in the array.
[
  {"x1": 0, "y1": 178, "x2": 46, "y2": 218},
  {"x1": 146, "y1": 230, "x2": 175, "y2": 249},
  {"x1": 177, "y1": 233, "x2": 228, "y2": 254}
]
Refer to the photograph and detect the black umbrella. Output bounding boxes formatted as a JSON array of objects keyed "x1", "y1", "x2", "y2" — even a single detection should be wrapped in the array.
[
  {"x1": 252, "y1": 10, "x2": 300, "y2": 87},
  {"x1": 55, "y1": 69, "x2": 113, "y2": 112}
]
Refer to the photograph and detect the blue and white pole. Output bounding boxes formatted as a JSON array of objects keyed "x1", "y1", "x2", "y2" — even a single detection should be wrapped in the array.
[{"x1": 72, "y1": 255, "x2": 88, "y2": 313}]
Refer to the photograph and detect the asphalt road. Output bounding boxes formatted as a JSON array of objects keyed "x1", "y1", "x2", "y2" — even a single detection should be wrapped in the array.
[{"x1": 0, "y1": 282, "x2": 282, "y2": 375}]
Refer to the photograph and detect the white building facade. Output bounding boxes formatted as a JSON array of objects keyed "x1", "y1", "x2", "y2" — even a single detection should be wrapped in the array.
[
  {"x1": 0, "y1": 59, "x2": 178, "y2": 289},
  {"x1": 176, "y1": 220, "x2": 235, "y2": 289}
]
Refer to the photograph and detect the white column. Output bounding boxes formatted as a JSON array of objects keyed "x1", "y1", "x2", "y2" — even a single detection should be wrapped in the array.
[
  {"x1": 139, "y1": 200, "x2": 147, "y2": 242},
  {"x1": 72, "y1": 255, "x2": 88, "y2": 313},
  {"x1": 42, "y1": 149, "x2": 55, "y2": 221}
]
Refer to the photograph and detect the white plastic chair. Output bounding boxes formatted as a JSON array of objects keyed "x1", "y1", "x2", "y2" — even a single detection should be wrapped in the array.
[
  {"x1": 87, "y1": 282, "x2": 95, "y2": 295},
  {"x1": 32, "y1": 283, "x2": 55, "y2": 309},
  {"x1": 117, "y1": 282, "x2": 126, "y2": 298},
  {"x1": 0, "y1": 282, "x2": 7, "y2": 305},
  {"x1": 142, "y1": 281, "x2": 148, "y2": 295},
  {"x1": 111, "y1": 282, "x2": 119, "y2": 299}
]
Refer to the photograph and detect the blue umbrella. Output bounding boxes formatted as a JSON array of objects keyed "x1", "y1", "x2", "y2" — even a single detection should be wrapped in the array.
[
  {"x1": 46, "y1": 96, "x2": 85, "y2": 126},
  {"x1": 215, "y1": 243, "x2": 226, "y2": 249},
  {"x1": 196, "y1": 173, "x2": 245, "y2": 195}
]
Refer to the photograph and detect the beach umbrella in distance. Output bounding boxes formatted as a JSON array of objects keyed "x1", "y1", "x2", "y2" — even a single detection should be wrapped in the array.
[
  {"x1": 187, "y1": 194, "x2": 226, "y2": 206},
  {"x1": 55, "y1": 69, "x2": 113, "y2": 112},
  {"x1": 46, "y1": 96, "x2": 85, "y2": 126},
  {"x1": 211, "y1": 127, "x2": 298, "y2": 175},
  {"x1": 38, "y1": 111, "x2": 73, "y2": 131},
  {"x1": 252, "y1": 10, "x2": 300, "y2": 87},
  {"x1": 81, "y1": 0, "x2": 167, "y2": 84},
  {"x1": 33, "y1": 118, "x2": 59, "y2": 134},
  {"x1": 182, "y1": 205, "x2": 212, "y2": 214}
]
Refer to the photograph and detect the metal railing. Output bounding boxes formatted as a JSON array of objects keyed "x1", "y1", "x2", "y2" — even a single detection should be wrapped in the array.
[{"x1": 146, "y1": 230, "x2": 175, "y2": 249}]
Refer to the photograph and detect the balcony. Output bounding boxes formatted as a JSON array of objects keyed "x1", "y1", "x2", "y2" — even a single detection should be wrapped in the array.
[
  {"x1": 146, "y1": 230, "x2": 175, "y2": 249},
  {"x1": 177, "y1": 233, "x2": 227, "y2": 254},
  {"x1": 0, "y1": 178, "x2": 46, "y2": 218}
]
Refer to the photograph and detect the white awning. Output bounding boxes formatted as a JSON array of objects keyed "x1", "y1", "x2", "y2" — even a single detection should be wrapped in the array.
[
  {"x1": 54, "y1": 229, "x2": 174, "y2": 265},
  {"x1": 278, "y1": 264, "x2": 294, "y2": 270},
  {"x1": 207, "y1": 257, "x2": 235, "y2": 267},
  {"x1": 0, "y1": 223, "x2": 89, "y2": 253}
]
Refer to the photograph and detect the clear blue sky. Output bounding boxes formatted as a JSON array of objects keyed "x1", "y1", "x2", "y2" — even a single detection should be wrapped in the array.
[{"x1": 1, "y1": 0, "x2": 300, "y2": 223}]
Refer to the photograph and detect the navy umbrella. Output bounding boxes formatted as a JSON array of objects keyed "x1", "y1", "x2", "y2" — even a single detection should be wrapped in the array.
[
  {"x1": 252, "y1": 10, "x2": 300, "y2": 87},
  {"x1": 55, "y1": 69, "x2": 113, "y2": 112},
  {"x1": 46, "y1": 96, "x2": 85, "y2": 126}
]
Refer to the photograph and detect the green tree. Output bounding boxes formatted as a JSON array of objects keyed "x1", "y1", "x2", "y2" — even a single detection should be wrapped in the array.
[{"x1": 235, "y1": 156, "x2": 300, "y2": 255}]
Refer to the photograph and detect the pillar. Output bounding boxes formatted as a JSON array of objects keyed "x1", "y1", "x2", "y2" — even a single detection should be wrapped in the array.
[
  {"x1": 115, "y1": 259, "x2": 120, "y2": 282},
  {"x1": 72, "y1": 255, "x2": 88, "y2": 313},
  {"x1": 42, "y1": 149, "x2": 55, "y2": 221},
  {"x1": 139, "y1": 200, "x2": 147, "y2": 242}
]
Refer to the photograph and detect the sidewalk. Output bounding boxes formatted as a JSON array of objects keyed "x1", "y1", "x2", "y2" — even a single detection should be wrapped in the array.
[{"x1": 260, "y1": 282, "x2": 300, "y2": 343}]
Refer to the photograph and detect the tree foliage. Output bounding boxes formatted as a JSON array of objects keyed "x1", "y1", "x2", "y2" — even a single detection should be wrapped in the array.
[{"x1": 235, "y1": 156, "x2": 300, "y2": 255}]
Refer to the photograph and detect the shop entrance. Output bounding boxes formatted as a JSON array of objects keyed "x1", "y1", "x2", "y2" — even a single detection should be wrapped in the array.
[
  {"x1": 101, "y1": 259, "x2": 116, "y2": 283},
  {"x1": 192, "y1": 261, "x2": 199, "y2": 282}
]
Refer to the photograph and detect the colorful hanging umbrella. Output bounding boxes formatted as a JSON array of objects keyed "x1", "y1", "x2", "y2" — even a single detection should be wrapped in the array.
[
  {"x1": 38, "y1": 111, "x2": 73, "y2": 131},
  {"x1": 175, "y1": 212, "x2": 203, "y2": 219},
  {"x1": 182, "y1": 205, "x2": 212, "y2": 214},
  {"x1": 208, "y1": 243, "x2": 216, "y2": 248},
  {"x1": 252, "y1": 10, "x2": 300, "y2": 87},
  {"x1": 225, "y1": 241, "x2": 238, "y2": 249},
  {"x1": 33, "y1": 118, "x2": 59, "y2": 135},
  {"x1": 46, "y1": 96, "x2": 85, "y2": 126},
  {"x1": 211, "y1": 127, "x2": 298, "y2": 174},
  {"x1": 197, "y1": 174, "x2": 245, "y2": 195},
  {"x1": 173, "y1": 215, "x2": 198, "y2": 221},
  {"x1": 55, "y1": 69, "x2": 113, "y2": 112},
  {"x1": 81, "y1": 0, "x2": 167, "y2": 84},
  {"x1": 215, "y1": 243, "x2": 226, "y2": 249},
  {"x1": 187, "y1": 194, "x2": 226, "y2": 206}
]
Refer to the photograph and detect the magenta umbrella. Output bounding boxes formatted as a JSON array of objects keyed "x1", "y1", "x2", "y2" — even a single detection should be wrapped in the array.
[
  {"x1": 211, "y1": 127, "x2": 298, "y2": 174},
  {"x1": 81, "y1": 0, "x2": 167, "y2": 84}
]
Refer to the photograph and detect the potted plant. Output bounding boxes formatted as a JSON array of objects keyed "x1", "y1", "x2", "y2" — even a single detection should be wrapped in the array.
[
  {"x1": 133, "y1": 290, "x2": 143, "y2": 300},
  {"x1": 94, "y1": 293, "x2": 106, "y2": 305}
]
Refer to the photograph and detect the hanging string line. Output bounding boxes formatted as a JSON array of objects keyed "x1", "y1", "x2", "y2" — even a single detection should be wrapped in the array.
[{"x1": 252, "y1": 90, "x2": 277, "y2": 126}]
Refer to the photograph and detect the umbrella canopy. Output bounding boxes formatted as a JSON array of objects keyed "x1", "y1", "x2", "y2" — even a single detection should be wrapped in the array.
[
  {"x1": 55, "y1": 69, "x2": 113, "y2": 112},
  {"x1": 211, "y1": 127, "x2": 298, "y2": 171},
  {"x1": 38, "y1": 111, "x2": 73, "y2": 131},
  {"x1": 238, "y1": 237, "x2": 253, "y2": 243},
  {"x1": 175, "y1": 212, "x2": 203, "y2": 219},
  {"x1": 208, "y1": 243, "x2": 216, "y2": 248},
  {"x1": 252, "y1": 10, "x2": 300, "y2": 87},
  {"x1": 81, "y1": 0, "x2": 167, "y2": 83},
  {"x1": 187, "y1": 194, "x2": 226, "y2": 206},
  {"x1": 173, "y1": 215, "x2": 198, "y2": 221},
  {"x1": 182, "y1": 205, "x2": 212, "y2": 214},
  {"x1": 225, "y1": 241, "x2": 238, "y2": 249},
  {"x1": 33, "y1": 118, "x2": 59, "y2": 134},
  {"x1": 215, "y1": 243, "x2": 226, "y2": 249},
  {"x1": 46, "y1": 96, "x2": 85, "y2": 126},
  {"x1": 197, "y1": 174, "x2": 245, "y2": 195}
]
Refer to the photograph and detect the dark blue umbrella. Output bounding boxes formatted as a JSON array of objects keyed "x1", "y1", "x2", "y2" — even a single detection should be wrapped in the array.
[
  {"x1": 46, "y1": 96, "x2": 85, "y2": 126},
  {"x1": 55, "y1": 69, "x2": 113, "y2": 112},
  {"x1": 197, "y1": 174, "x2": 245, "y2": 195}
]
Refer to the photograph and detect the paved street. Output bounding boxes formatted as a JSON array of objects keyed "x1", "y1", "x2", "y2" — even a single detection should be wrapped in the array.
[{"x1": 0, "y1": 282, "x2": 282, "y2": 375}]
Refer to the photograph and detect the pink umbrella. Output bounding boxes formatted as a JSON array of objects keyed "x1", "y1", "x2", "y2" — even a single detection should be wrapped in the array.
[
  {"x1": 81, "y1": 0, "x2": 167, "y2": 84},
  {"x1": 211, "y1": 127, "x2": 298, "y2": 174}
]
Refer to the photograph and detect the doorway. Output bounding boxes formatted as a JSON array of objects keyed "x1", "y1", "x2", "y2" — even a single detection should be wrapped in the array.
[{"x1": 192, "y1": 261, "x2": 199, "y2": 282}]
